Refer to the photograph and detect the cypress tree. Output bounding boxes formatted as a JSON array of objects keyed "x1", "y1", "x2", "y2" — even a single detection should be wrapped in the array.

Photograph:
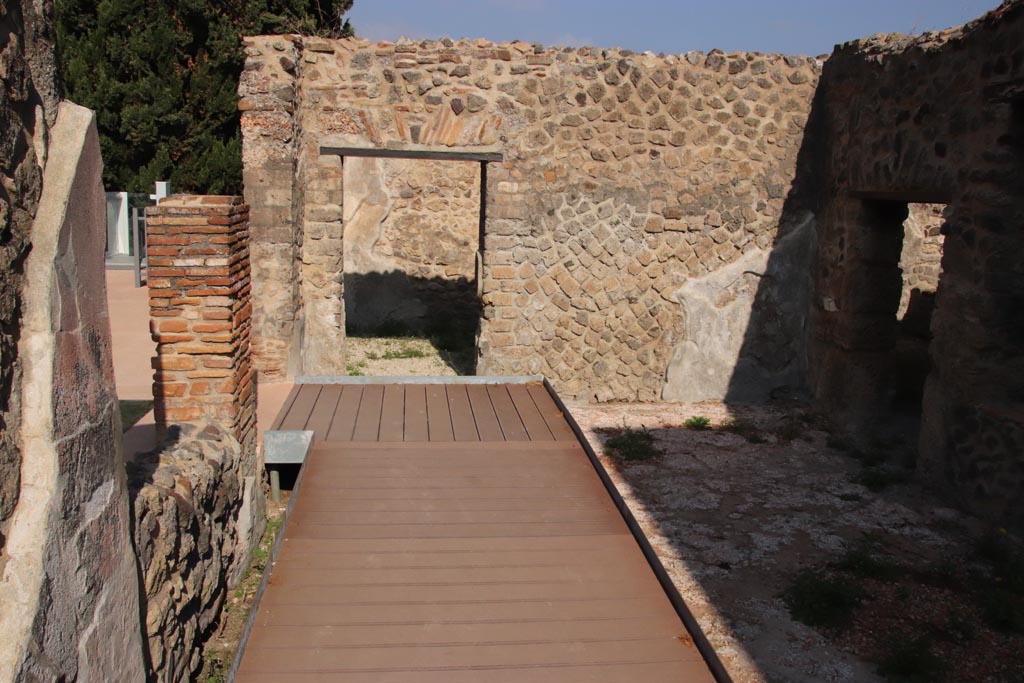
[{"x1": 56, "y1": 0, "x2": 354, "y2": 194}]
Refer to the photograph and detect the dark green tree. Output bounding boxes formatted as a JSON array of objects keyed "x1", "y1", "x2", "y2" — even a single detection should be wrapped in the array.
[{"x1": 56, "y1": 0, "x2": 354, "y2": 194}]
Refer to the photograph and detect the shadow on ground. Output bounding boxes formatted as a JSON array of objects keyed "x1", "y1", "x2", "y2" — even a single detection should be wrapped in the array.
[
  {"x1": 344, "y1": 270, "x2": 481, "y2": 376},
  {"x1": 570, "y1": 400, "x2": 1024, "y2": 683}
]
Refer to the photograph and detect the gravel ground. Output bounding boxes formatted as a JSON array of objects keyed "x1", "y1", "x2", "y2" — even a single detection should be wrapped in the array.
[
  {"x1": 566, "y1": 399, "x2": 1023, "y2": 683},
  {"x1": 344, "y1": 336, "x2": 468, "y2": 376}
]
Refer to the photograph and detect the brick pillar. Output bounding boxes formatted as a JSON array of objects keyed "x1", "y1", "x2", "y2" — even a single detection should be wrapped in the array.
[{"x1": 146, "y1": 196, "x2": 255, "y2": 447}]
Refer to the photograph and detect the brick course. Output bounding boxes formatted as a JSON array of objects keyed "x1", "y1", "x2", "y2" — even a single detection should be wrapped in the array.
[{"x1": 147, "y1": 196, "x2": 256, "y2": 448}]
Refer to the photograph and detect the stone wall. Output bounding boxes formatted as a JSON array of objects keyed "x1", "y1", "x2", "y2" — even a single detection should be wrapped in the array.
[
  {"x1": 809, "y1": 0, "x2": 1024, "y2": 526},
  {"x1": 343, "y1": 156, "x2": 480, "y2": 333},
  {"x1": 240, "y1": 35, "x2": 821, "y2": 400},
  {"x1": 0, "y1": 101, "x2": 146, "y2": 681},
  {"x1": 142, "y1": 195, "x2": 266, "y2": 681},
  {"x1": 898, "y1": 203, "x2": 945, "y2": 321},
  {"x1": 0, "y1": 0, "x2": 60, "y2": 561},
  {"x1": 129, "y1": 424, "x2": 253, "y2": 682}
]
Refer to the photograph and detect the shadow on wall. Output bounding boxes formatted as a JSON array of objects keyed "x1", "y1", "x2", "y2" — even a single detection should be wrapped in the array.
[
  {"x1": 719, "y1": 86, "x2": 825, "y2": 406},
  {"x1": 344, "y1": 270, "x2": 482, "y2": 366}
]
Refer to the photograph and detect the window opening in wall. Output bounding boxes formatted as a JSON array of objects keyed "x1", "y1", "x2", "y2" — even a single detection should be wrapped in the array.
[
  {"x1": 892, "y1": 202, "x2": 947, "y2": 414},
  {"x1": 341, "y1": 156, "x2": 483, "y2": 377}
]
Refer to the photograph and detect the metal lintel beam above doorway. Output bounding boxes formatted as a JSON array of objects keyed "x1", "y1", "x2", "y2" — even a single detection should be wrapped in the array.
[{"x1": 319, "y1": 146, "x2": 503, "y2": 163}]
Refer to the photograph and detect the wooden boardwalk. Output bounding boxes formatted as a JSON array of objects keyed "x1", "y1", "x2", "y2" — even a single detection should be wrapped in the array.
[{"x1": 233, "y1": 380, "x2": 716, "y2": 682}]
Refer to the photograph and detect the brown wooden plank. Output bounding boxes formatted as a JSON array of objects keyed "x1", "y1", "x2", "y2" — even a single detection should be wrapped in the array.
[
  {"x1": 270, "y1": 560, "x2": 650, "y2": 589},
  {"x1": 326, "y1": 385, "x2": 363, "y2": 442},
  {"x1": 260, "y1": 580, "x2": 657, "y2": 610},
  {"x1": 236, "y1": 386, "x2": 717, "y2": 683},
  {"x1": 269, "y1": 543, "x2": 641, "y2": 571},
  {"x1": 288, "y1": 506, "x2": 620, "y2": 528},
  {"x1": 526, "y1": 383, "x2": 579, "y2": 441},
  {"x1": 236, "y1": 660, "x2": 705, "y2": 683},
  {"x1": 379, "y1": 385, "x2": 405, "y2": 443},
  {"x1": 278, "y1": 384, "x2": 321, "y2": 431},
  {"x1": 465, "y1": 384, "x2": 504, "y2": 441},
  {"x1": 507, "y1": 384, "x2": 554, "y2": 441},
  {"x1": 245, "y1": 619, "x2": 683, "y2": 651},
  {"x1": 304, "y1": 385, "x2": 343, "y2": 441},
  {"x1": 352, "y1": 385, "x2": 384, "y2": 442},
  {"x1": 292, "y1": 497, "x2": 606, "y2": 513},
  {"x1": 446, "y1": 384, "x2": 479, "y2": 442},
  {"x1": 277, "y1": 534, "x2": 643, "y2": 556},
  {"x1": 269, "y1": 385, "x2": 301, "y2": 430},
  {"x1": 425, "y1": 384, "x2": 454, "y2": 442},
  {"x1": 236, "y1": 639, "x2": 706, "y2": 676},
  {"x1": 487, "y1": 384, "x2": 529, "y2": 441},
  {"x1": 403, "y1": 385, "x2": 428, "y2": 442}
]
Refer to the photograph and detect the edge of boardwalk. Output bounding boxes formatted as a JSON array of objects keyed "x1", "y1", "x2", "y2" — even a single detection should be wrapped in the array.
[{"x1": 228, "y1": 376, "x2": 731, "y2": 683}]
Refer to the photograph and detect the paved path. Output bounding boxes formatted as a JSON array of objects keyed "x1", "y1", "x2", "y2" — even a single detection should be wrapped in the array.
[{"x1": 233, "y1": 381, "x2": 715, "y2": 682}]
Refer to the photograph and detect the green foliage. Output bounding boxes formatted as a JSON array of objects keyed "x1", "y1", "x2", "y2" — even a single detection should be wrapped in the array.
[
  {"x1": 976, "y1": 528, "x2": 1024, "y2": 594},
  {"x1": 119, "y1": 399, "x2": 153, "y2": 432},
  {"x1": 974, "y1": 528, "x2": 1024, "y2": 632},
  {"x1": 782, "y1": 569, "x2": 865, "y2": 631},
  {"x1": 856, "y1": 465, "x2": 912, "y2": 492},
  {"x1": 826, "y1": 433, "x2": 854, "y2": 451},
  {"x1": 683, "y1": 415, "x2": 711, "y2": 430},
  {"x1": 979, "y1": 589, "x2": 1024, "y2": 633},
  {"x1": 367, "y1": 345, "x2": 428, "y2": 361},
  {"x1": 200, "y1": 650, "x2": 228, "y2": 683},
  {"x1": 945, "y1": 611, "x2": 977, "y2": 642},
  {"x1": 56, "y1": 0, "x2": 355, "y2": 194},
  {"x1": 835, "y1": 535, "x2": 902, "y2": 581},
  {"x1": 774, "y1": 416, "x2": 807, "y2": 442},
  {"x1": 877, "y1": 636, "x2": 945, "y2": 683},
  {"x1": 720, "y1": 418, "x2": 765, "y2": 443},
  {"x1": 604, "y1": 428, "x2": 662, "y2": 462}
]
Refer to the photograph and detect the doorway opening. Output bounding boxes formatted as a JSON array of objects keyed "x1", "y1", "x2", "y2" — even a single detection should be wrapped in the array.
[
  {"x1": 891, "y1": 203, "x2": 947, "y2": 413},
  {"x1": 338, "y1": 151, "x2": 488, "y2": 377}
]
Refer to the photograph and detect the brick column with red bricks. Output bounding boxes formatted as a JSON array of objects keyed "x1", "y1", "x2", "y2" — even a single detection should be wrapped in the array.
[{"x1": 146, "y1": 195, "x2": 255, "y2": 448}]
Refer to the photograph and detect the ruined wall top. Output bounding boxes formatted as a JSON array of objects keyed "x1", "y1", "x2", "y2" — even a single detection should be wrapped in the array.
[
  {"x1": 239, "y1": 34, "x2": 824, "y2": 136},
  {"x1": 835, "y1": 0, "x2": 1023, "y2": 57},
  {"x1": 243, "y1": 33, "x2": 821, "y2": 68}
]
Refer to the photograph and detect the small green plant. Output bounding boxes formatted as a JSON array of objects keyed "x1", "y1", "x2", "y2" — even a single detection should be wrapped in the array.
[
  {"x1": 945, "y1": 611, "x2": 977, "y2": 642},
  {"x1": 877, "y1": 636, "x2": 945, "y2": 683},
  {"x1": 683, "y1": 415, "x2": 711, "y2": 430},
  {"x1": 346, "y1": 363, "x2": 365, "y2": 376},
  {"x1": 826, "y1": 433, "x2": 853, "y2": 451},
  {"x1": 119, "y1": 400, "x2": 153, "y2": 432},
  {"x1": 974, "y1": 527, "x2": 1024, "y2": 607},
  {"x1": 249, "y1": 516, "x2": 282, "y2": 573},
  {"x1": 979, "y1": 588, "x2": 1024, "y2": 633},
  {"x1": 835, "y1": 536, "x2": 902, "y2": 581},
  {"x1": 378, "y1": 345, "x2": 428, "y2": 360},
  {"x1": 774, "y1": 416, "x2": 806, "y2": 442},
  {"x1": 720, "y1": 418, "x2": 765, "y2": 443},
  {"x1": 782, "y1": 569, "x2": 865, "y2": 631},
  {"x1": 856, "y1": 465, "x2": 912, "y2": 492},
  {"x1": 200, "y1": 650, "x2": 228, "y2": 683},
  {"x1": 604, "y1": 428, "x2": 662, "y2": 461},
  {"x1": 977, "y1": 528, "x2": 1019, "y2": 570}
]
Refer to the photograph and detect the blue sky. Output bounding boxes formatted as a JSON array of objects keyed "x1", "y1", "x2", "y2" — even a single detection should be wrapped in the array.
[{"x1": 347, "y1": 0, "x2": 998, "y2": 56}]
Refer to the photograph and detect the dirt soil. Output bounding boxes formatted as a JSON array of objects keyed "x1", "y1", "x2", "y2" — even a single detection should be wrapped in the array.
[
  {"x1": 345, "y1": 336, "x2": 469, "y2": 376},
  {"x1": 197, "y1": 494, "x2": 288, "y2": 682},
  {"x1": 197, "y1": 395, "x2": 1023, "y2": 683},
  {"x1": 567, "y1": 399, "x2": 1024, "y2": 683}
]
